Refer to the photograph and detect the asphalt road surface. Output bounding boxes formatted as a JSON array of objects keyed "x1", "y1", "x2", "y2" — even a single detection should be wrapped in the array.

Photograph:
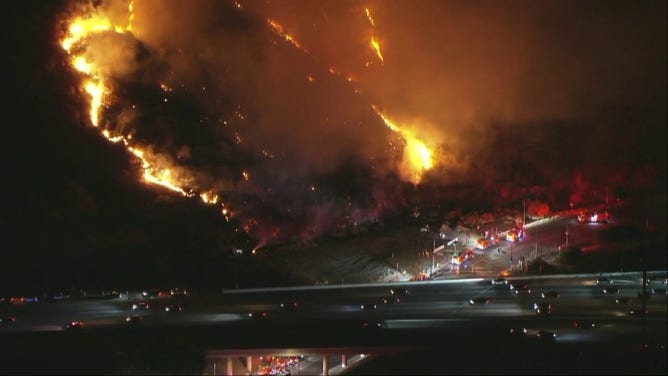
[{"x1": 1, "y1": 272, "x2": 666, "y2": 374}]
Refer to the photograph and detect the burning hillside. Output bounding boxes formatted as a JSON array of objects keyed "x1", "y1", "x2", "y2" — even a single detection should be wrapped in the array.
[
  {"x1": 55, "y1": 0, "x2": 452, "y2": 249},
  {"x1": 49, "y1": 0, "x2": 666, "y2": 251}
]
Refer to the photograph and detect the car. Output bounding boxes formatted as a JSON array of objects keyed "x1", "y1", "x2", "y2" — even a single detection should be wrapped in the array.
[
  {"x1": 651, "y1": 288, "x2": 667, "y2": 295},
  {"x1": 360, "y1": 303, "x2": 377, "y2": 310},
  {"x1": 125, "y1": 315, "x2": 143, "y2": 324},
  {"x1": 65, "y1": 320, "x2": 84, "y2": 329},
  {"x1": 492, "y1": 277, "x2": 508, "y2": 285},
  {"x1": 469, "y1": 297, "x2": 490, "y2": 305},
  {"x1": 537, "y1": 330, "x2": 557, "y2": 341},
  {"x1": 595, "y1": 277, "x2": 614, "y2": 285},
  {"x1": 628, "y1": 307, "x2": 648, "y2": 316},
  {"x1": 533, "y1": 302, "x2": 551, "y2": 315},
  {"x1": 603, "y1": 287, "x2": 619, "y2": 294},
  {"x1": 169, "y1": 287, "x2": 188, "y2": 296},
  {"x1": 248, "y1": 311, "x2": 270, "y2": 320},
  {"x1": 132, "y1": 302, "x2": 150, "y2": 310},
  {"x1": 390, "y1": 288, "x2": 410, "y2": 295},
  {"x1": 616, "y1": 297, "x2": 631, "y2": 304},
  {"x1": 573, "y1": 320, "x2": 596, "y2": 329},
  {"x1": 509, "y1": 327, "x2": 527, "y2": 337},
  {"x1": 511, "y1": 283, "x2": 532, "y2": 295},
  {"x1": 383, "y1": 296, "x2": 401, "y2": 304},
  {"x1": 280, "y1": 300, "x2": 301, "y2": 311},
  {"x1": 164, "y1": 304, "x2": 182, "y2": 313},
  {"x1": 361, "y1": 321, "x2": 385, "y2": 329},
  {"x1": 541, "y1": 291, "x2": 560, "y2": 299},
  {"x1": 141, "y1": 289, "x2": 160, "y2": 299},
  {"x1": 0, "y1": 316, "x2": 16, "y2": 324}
]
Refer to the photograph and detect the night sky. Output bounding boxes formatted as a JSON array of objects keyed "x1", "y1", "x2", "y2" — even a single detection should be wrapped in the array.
[{"x1": 2, "y1": 0, "x2": 666, "y2": 294}]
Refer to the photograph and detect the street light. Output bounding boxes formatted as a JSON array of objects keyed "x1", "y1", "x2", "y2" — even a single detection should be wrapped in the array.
[
  {"x1": 417, "y1": 226, "x2": 437, "y2": 277},
  {"x1": 523, "y1": 199, "x2": 526, "y2": 227},
  {"x1": 431, "y1": 236, "x2": 435, "y2": 277}
]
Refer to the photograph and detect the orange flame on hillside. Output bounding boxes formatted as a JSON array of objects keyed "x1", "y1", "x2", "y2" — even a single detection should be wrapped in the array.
[
  {"x1": 267, "y1": 18, "x2": 307, "y2": 52},
  {"x1": 59, "y1": 1, "x2": 232, "y2": 211},
  {"x1": 365, "y1": 8, "x2": 384, "y2": 66},
  {"x1": 261, "y1": 6, "x2": 434, "y2": 184},
  {"x1": 372, "y1": 105, "x2": 433, "y2": 184}
]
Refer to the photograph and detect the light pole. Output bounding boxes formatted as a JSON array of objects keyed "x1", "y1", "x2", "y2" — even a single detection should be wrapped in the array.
[
  {"x1": 534, "y1": 227, "x2": 538, "y2": 258},
  {"x1": 431, "y1": 236, "x2": 435, "y2": 277},
  {"x1": 523, "y1": 199, "x2": 526, "y2": 226}
]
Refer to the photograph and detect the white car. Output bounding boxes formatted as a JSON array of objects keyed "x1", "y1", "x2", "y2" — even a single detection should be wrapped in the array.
[{"x1": 492, "y1": 277, "x2": 508, "y2": 285}]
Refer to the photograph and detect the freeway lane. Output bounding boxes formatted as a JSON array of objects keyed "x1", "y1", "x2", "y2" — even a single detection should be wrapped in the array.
[
  {"x1": 1, "y1": 273, "x2": 665, "y2": 339},
  {"x1": 2, "y1": 272, "x2": 666, "y2": 330},
  {"x1": 1, "y1": 272, "x2": 665, "y2": 374}
]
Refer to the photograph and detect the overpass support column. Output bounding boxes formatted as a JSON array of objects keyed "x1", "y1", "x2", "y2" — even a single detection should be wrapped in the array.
[
  {"x1": 341, "y1": 354, "x2": 347, "y2": 368},
  {"x1": 322, "y1": 354, "x2": 329, "y2": 376},
  {"x1": 226, "y1": 357, "x2": 234, "y2": 376}
]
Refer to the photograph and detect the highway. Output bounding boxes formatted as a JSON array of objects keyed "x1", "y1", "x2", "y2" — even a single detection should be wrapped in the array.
[
  {"x1": 1, "y1": 204, "x2": 665, "y2": 374},
  {"x1": 1, "y1": 272, "x2": 666, "y2": 374}
]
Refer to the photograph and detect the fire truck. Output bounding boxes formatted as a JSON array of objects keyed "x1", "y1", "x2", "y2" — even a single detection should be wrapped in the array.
[
  {"x1": 506, "y1": 227, "x2": 524, "y2": 242},
  {"x1": 578, "y1": 211, "x2": 609, "y2": 224}
]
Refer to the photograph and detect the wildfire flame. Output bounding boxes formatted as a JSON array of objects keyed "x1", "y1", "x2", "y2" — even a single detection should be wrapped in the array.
[
  {"x1": 372, "y1": 105, "x2": 433, "y2": 184},
  {"x1": 369, "y1": 36, "x2": 384, "y2": 65},
  {"x1": 365, "y1": 8, "x2": 384, "y2": 65},
  {"x1": 59, "y1": 1, "x2": 230, "y2": 210},
  {"x1": 262, "y1": 8, "x2": 432, "y2": 184},
  {"x1": 267, "y1": 18, "x2": 307, "y2": 52},
  {"x1": 59, "y1": 0, "x2": 442, "y2": 249}
]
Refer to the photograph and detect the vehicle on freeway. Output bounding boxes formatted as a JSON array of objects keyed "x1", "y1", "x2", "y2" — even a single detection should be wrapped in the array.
[
  {"x1": 361, "y1": 321, "x2": 385, "y2": 330},
  {"x1": 537, "y1": 330, "x2": 557, "y2": 342},
  {"x1": 360, "y1": 303, "x2": 377, "y2": 310},
  {"x1": 651, "y1": 288, "x2": 667, "y2": 295},
  {"x1": 509, "y1": 327, "x2": 527, "y2": 337},
  {"x1": 541, "y1": 291, "x2": 560, "y2": 299},
  {"x1": 248, "y1": 311, "x2": 270, "y2": 320},
  {"x1": 603, "y1": 286, "x2": 619, "y2": 294},
  {"x1": 65, "y1": 320, "x2": 84, "y2": 330},
  {"x1": 628, "y1": 307, "x2": 648, "y2": 316},
  {"x1": 164, "y1": 304, "x2": 182, "y2": 313},
  {"x1": 616, "y1": 297, "x2": 631, "y2": 304},
  {"x1": 382, "y1": 296, "x2": 401, "y2": 304},
  {"x1": 469, "y1": 297, "x2": 490, "y2": 305},
  {"x1": 169, "y1": 287, "x2": 188, "y2": 296},
  {"x1": 125, "y1": 315, "x2": 143, "y2": 324},
  {"x1": 595, "y1": 277, "x2": 613, "y2": 285},
  {"x1": 491, "y1": 277, "x2": 508, "y2": 285},
  {"x1": 510, "y1": 283, "x2": 532, "y2": 295},
  {"x1": 533, "y1": 302, "x2": 551, "y2": 315},
  {"x1": 390, "y1": 288, "x2": 410, "y2": 295},
  {"x1": 0, "y1": 316, "x2": 16, "y2": 324},
  {"x1": 280, "y1": 301, "x2": 300, "y2": 311},
  {"x1": 132, "y1": 301, "x2": 150, "y2": 310},
  {"x1": 141, "y1": 289, "x2": 160, "y2": 299},
  {"x1": 573, "y1": 320, "x2": 596, "y2": 329}
]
